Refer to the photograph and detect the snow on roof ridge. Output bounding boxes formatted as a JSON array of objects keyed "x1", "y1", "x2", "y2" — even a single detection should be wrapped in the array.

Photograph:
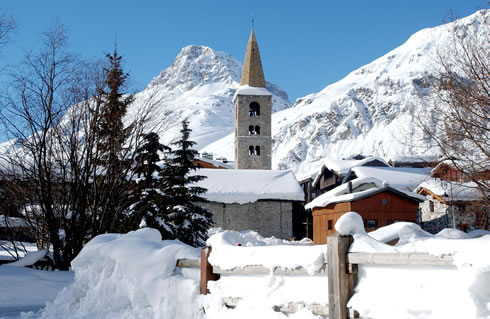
[
  {"x1": 232, "y1": 85, "x2": 272, "y2": 103},
  {"x1": 306, "y1": 177, "x2": 425, "y2": 210}
]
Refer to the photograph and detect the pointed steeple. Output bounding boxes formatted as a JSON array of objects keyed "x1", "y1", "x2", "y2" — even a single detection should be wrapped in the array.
[{"x1": 240, "y1": 27, "x2": 266, "y2": 88}]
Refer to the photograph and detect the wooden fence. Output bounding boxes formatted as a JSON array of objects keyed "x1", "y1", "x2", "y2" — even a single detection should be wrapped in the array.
[{"x1": 176, "y1": 233, "x2": 455, "y2": 319}]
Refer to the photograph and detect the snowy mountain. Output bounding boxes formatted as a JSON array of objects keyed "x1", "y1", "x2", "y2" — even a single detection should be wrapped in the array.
[
  {"x1": 202, "y1": 10, "x2": 489, "y2": 178},
  {"x1": 129, "y1": 45, "x2": 290, "y2": 150}
]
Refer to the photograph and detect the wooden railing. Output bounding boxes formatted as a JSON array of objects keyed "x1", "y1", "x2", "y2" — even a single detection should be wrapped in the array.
[{"x1": 176, "y1": 234, "x2": 455, "y2": 319}]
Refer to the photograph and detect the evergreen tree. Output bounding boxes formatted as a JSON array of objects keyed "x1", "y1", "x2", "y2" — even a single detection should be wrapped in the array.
[
  {"x1": 158, "y1": 120, "x2": 213, "y2": 246},
  {"x1": 93, "y1": 47, "x2": 135, "y2": 234},
  {"x1": 123, "y1": 132, "x2": 171, "y2": 234}
]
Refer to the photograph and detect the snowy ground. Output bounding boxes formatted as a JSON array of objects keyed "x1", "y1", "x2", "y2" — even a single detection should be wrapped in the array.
[
  {"x1": 1, "y1": 219, "x2": 489, "y2": 318},
  {"x1": 0, "y1": 266, "x2": 73, "y2": 318}
]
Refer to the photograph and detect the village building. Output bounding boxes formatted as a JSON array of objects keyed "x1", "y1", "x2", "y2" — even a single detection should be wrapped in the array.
[
  {"x1": 416, "y1": 179, "x2": 488, "y2": 233},
  {"x1": 234, "y1": 27, "x2": 272, "y2": 170},
  {"x1": 193, "y1": 156, "x2": 232, "y2": 169},
  {"x1": 305, "y1": 177, "x2": 425, "y2": 244},
  {"x1": 342, "y1": 166, "x2": 431, "y2": 192},
  {"x1": 387, "y1": 155, "x2": 438, "y2": 168},
  {"x1": 193, "y1": 169, "x2": 304, "y2": 239},
  {"x1": 300, "y1": 157, "x2": 390, "y2": 205},
  {"x1": 191, "y1": 28, "x2": 306, "y2": 239}
]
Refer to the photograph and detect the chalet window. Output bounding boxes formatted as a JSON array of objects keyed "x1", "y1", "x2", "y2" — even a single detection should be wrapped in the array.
[
  {"x1": 255, "y1": 146, "x2": 260, "y2": 156},
  {"x1": 367, "y1": 219, "x2": 377, "y2": 228},
  {"x1": 429, "y1": 200, "x2": 434, "y2": 212},
  {"x1": 327, "y1": 220, "x2": 333, "y2": 230},
  {"x1": 249, "y1": 102, "x2": 260, "y2": 116}
]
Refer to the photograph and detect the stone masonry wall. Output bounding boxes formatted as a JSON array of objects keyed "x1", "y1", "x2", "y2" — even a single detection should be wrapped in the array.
[
  {"x1": 234, "y1": 94, "x2": 272, "y2": 170},
  {"x1": 200, "y1": 200, "x2": 292, "y2": 239},
  {"x1": 419, "y1": 194, "x2": 489, "y2": 233}
]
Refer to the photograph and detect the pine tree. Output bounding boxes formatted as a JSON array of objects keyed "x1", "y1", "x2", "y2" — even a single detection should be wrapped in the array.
[
  {"x1": 158, "y1": 120, "x2": 213, "y2": 246},
  {"x1": 93, "y1": 47, "x2": 135, "y2": 234},
  {"x1": 123, "y1": 132, "x2": 172, "y2": 235}
]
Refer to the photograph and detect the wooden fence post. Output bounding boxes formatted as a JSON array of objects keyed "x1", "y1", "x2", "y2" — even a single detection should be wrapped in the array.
[
  {"x1": 328, "y1": 233, "x2": 354, "y2": 319},
  {"x1": 200, "y1": 246, "x2": 219, "y2": 295}
]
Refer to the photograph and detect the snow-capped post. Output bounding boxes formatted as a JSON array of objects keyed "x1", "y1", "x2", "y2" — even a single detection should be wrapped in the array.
[
  {"x1": 200, "y1": 246, "x2": 219, "y2": 295},
  {"x1": 327, "y1": 233, "x2": 355, "y2": 319}
]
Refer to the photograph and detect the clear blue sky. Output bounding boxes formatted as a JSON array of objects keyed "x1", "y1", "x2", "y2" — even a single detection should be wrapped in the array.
[{"x1": 0, "y1": 0, "x2": 486, "y2": 101}]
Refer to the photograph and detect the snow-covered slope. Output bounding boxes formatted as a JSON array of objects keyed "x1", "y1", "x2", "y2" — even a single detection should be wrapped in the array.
[
  {"x1": 203, "y1": 10, "x2": 489, "y2": 178},
  {"x1": 130, "y1": 45, "x2": 290, "y2": 149}
]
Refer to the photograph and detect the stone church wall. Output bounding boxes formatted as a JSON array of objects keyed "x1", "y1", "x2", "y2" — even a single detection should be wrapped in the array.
[{"x1": 200, "y1": 200, "x2": 293, "y2": 239}]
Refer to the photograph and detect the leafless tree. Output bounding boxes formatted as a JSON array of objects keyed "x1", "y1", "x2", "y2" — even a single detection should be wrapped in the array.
[
  {"x1": 0, "y1": 21, "x2": 162, "y2": 269},
  {"x1": 419, "y1": 10, "x2": 489, "y2": 200}
]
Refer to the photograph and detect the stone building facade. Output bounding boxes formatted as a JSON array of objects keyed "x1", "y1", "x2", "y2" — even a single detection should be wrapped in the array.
[
  {"x1": 418, "y1": 193, "x2": 488, "y2": 233},
  {"x1": 200, "y1": 200, "x2": 294, "y2": 239},
  {"x1": 234, "y1": 28, "x2": 272, "y2": 170}
]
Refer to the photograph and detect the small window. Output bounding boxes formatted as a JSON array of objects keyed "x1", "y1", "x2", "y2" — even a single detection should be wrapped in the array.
[
  {"x1": 248, "y1": 125, "x2": 254, "y2": 135},
  {"x1": 248, "y1": 146, "x2": 255, "y2": 155},
  {"x1": 327, "y1": 220, "x2": 333, "y2": 230},
  {"x1": 429, "y1": 201, "x2": 434, "y2": 212},
  {"x1": 249, "y1": 102, "x2": 260, "y2": 116},
  {"x1": 255, "y1": 126, "x2": 260, "y2": 135},
  {"x1": 367, "y1": 219, "x2": 377, "y2": 228},
  {"x1": 255, "y1": 146, "x2": 260, "y2": 156},
  {"x1": 382, "y1": 199, "x2": 387, "y2": 206}
]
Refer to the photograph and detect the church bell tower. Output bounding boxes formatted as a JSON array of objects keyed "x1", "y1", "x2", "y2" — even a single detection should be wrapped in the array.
[{"x1": 234, "y1": 27, "x2": 272, "y2": 170}]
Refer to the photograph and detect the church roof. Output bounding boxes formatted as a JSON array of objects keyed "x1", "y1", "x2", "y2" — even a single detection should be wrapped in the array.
[
  {"x1": 240, "y1": 28, "x2": 266, "y2": 88},
  {"x1": 192, "y1": 169, "x2": 304, "y2": 204}
]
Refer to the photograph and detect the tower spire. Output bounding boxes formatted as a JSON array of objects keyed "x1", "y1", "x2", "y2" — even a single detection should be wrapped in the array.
[{"x1": 240, "y1": 27, "x2": 266, "y2": 88}]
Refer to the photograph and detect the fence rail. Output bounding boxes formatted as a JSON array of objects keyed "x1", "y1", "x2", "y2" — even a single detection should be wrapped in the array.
[{"x1": 176, "y1": 234, "x2": 455, "y2": 319}]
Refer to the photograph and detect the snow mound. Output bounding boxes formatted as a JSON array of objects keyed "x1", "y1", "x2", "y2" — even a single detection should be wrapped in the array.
[
  {"x1": 335, "y1": 211, "x2": 366, "y2": 236},
  {"x1": 33, "y1": 228, "x2": 202, "y2": 319},
  {"x1": 207, "y1": 229, "x2": 326, "y2": 275}
]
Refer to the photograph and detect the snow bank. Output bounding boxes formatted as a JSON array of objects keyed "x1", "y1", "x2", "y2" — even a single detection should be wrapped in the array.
[
  {"x1": 336, "y1": 211, "x2": 490, "y2": 319},
  {"x1": 205, "y1": 230, "x2": 329, "y2": 317},
  {"x1": 32, "y1": 228, "x2": 202, "y2": 319},
  {"x1": 193, "y1": 169, "x2": 304, "y2": 204},
  {"x1": 207, "y1": 229, "x2": 325, "y2": 274}
]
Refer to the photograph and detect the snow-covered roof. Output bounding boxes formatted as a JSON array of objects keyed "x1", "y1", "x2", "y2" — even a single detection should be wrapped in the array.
[
  {"x1": 312, "y1": 157, "x2": 390, "y2": 186},
  {"x1": 193, "y1": 169, "x2": 304, "y2": 204},
  {"x1": 415, "y1": 178, "x2": 486, "y2": 202},
  {"x1": 232, "y1": 85, "x2": 272, "y2": 103},
  {"x1": 195, "y1": 157, "x2": 233, "y2": 169},
  {"x1": 306, "y1": 177, "x2": 426, "y2": 210},
  {"x1": 348, "y1": 166, "x2": 431, "y2": 191}
]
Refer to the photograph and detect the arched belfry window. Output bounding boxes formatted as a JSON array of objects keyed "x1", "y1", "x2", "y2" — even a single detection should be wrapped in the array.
[
  {"x1": 249, "y1": 102, "x2": 260, "y2": 116},
  {"x1": 249, "y1": 146, "x2": 255, "y2": 155},
  {"x1": 249, "y1": 125, "x2": 260, "y2": 135},
  {"x1": 255, "y1": 146, "x2": 261, "y2": 156}
]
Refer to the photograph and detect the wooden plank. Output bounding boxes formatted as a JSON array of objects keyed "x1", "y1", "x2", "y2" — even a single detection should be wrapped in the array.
[
  {"x1": 200, "y1": 247, "x2": 219, "y2": 295},
  {"x1": 176, "y1": 258, "x2": 200, "y2": 268},
  {"x1": 328, "y1": 233, "x2": 353, "y2": 319},
  {"x1": 347, "y1": 252, "x2": 454, "y2": 266},
  {"x1": 213, "y1": 263, "x2": 327, "y2": 275}
]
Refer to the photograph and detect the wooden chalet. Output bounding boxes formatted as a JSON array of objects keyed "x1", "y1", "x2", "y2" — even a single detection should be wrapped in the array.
[
  {"x1": 305, "y1": 178, "x2": 425, "y2": 244},
  {"x1": 302, "y1": 157, "x2": 390, "y2": 205}
]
